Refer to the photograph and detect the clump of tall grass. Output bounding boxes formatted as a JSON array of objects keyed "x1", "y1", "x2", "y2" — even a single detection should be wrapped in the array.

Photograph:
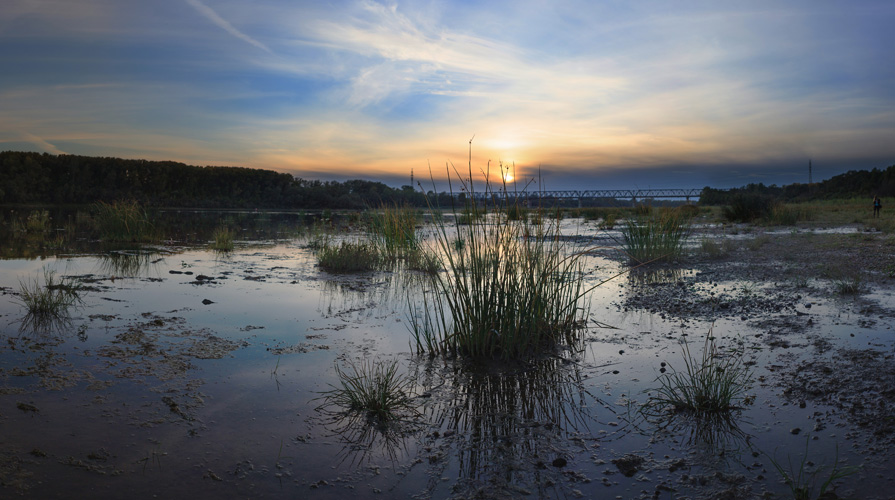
[
  {"x1": 410, "y1": 155, "x2": 591, "y2": 361},
  {"x1": 621, "y1": 208, "x2": 691, "y2": 264},
  {"x1": 315, "y1": 359, "x2": 417, "y2": 423},
  {"x1": 92, "y1": 200, "x2": 155, "y2": 242},
  {"x1": 769, "y1": 437, "x2": 859, "y2": 500},
  {"x1": 644, "y1": 335, "x2": 753, "y2": 416},
  {"x1": 211, "y1": 225, "x2": 236, "y2": 252},
  {"x1": 368, "y1": 204, "x2": 419, "y2": 259},
  {"x1": 317, "y1": 239, "x2": 381, "y2": 273},
  {"x1": 598, "y1": 212, "x2": 617, "y2": 230},
  {"x1": 17, "y1": 268, "x2": 83, "y2": 319},
  {"x1": 723, "y1": 193, "x2": 774, "y2": 222}
]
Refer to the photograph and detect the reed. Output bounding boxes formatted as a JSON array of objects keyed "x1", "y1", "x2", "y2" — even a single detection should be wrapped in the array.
[
  {"x1": 769, "y1": 437, "x2": 859, "y2": 500},
  {"x1": 211, "y1": 225, "x2": 236, "y2": 252},
  {"x1": 621, "y1": 208, "x2": 691, "y2": 264},
  {"x1": 645, "y1": 335, "x2": 753, "y2": 415},
  {"x1": 317, "y1": 239, "x2": 381, "y2": 273},
  {"x1": 17, "y1": 268, "x2": 83, "y2": 318},
  {"x1": 368, "y1": 204, "x2": 419, "y2": 259},
  {"x1": 316, "y1": 359, "x2": 417, "y2": 422},
  {"x1": 410, "y1": 147, "x2": 591, "y2": 361},
  {"x1": 92, "y1": 200, "x2": 155, "y2": 242}
]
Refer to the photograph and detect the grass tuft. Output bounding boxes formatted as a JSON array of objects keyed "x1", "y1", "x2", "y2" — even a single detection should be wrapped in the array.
[
  {"x1": 317, "y1": 239, "x2": 381, "y2": 273},
  {"x1": 645, "y1": 334, "x2": 753, "y2": 416},
  {"x1": 316, "y1": 359, "x2": 417, "y2": 422},
  {"x1": 92, "y1": 200, "x2": 155, "y2": 242},
  {"x1": 17, "y1": 268, "x2": 83, "y2": 319},
  {"x1": 621, "y1": 208, "x2": 691, "y2": 264},
  {"x1": 211, "y1": 225, "x2": 236, "y2": 252},
  {"x1": 769, "y1": 437, "x2": 859, "y2": 500}
]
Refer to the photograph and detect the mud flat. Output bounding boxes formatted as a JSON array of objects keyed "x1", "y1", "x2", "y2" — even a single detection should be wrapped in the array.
[{"x1": 1, "y1": 216, "x2": 893, "y2": 499}]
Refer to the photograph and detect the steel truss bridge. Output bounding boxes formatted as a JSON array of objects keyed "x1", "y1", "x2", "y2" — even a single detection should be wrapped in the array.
[{"x1": 469, "y1": 188, "x2": 705, "y2": 202}]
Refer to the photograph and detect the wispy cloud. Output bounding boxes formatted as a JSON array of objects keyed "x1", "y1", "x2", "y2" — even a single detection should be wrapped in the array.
[{"x1": 185, "y1": 0, "x2": 272, "y2": 53}]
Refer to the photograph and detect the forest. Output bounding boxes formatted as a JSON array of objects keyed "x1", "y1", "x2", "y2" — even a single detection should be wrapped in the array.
[{"x1": 2, "y1": 151, "x2": 894, "y2": 209}]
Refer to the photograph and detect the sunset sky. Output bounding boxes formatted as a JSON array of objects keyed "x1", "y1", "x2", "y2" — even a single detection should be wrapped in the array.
[{"x1": 1, "y1": 0, "x2": 893, "y2": 190}]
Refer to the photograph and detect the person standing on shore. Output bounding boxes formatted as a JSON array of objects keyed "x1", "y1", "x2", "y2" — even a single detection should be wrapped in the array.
[{"x1": 873, "y1": 196, "x2": 882, "y2": 218}]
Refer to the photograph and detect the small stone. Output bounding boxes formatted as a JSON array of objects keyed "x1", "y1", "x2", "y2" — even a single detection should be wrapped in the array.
[
  {"x1": 202, "y1": 299, "x2": 214, "y2": 305},
  {"x1": 552, "y1": 457, "x2": 568, "y2": 468},
  {"x1": 791, "y1": 428, "x2": 801, "y2": 435}
]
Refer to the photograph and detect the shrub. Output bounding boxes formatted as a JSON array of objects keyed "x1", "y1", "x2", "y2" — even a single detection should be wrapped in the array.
[
  {"x1": 723, "y1": 194, "x2": 774, "y2": 222},
  {"x1": 211, "y1": 225, "x2": 236, "y2": 252}
]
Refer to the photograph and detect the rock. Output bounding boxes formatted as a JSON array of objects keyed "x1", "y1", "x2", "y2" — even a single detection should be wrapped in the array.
[
  {"x1": 552, "y1": 457, "x2": 568, "y2": 468},
  {"x1": 202, "y1": 299, "x2": 215, "y2": 305}
]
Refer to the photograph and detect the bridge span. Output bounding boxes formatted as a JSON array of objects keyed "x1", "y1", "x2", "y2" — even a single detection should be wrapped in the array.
[{"x1": 469, "y1": 188, "x2": 706, "y2": 203}]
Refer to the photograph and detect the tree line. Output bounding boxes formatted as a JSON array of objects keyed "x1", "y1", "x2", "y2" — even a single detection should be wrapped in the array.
[
  {"x1": 699, "y1": 163, "x2": 895, "y2": 205},
  {"x1": 3, "y1": 151, "x2": 893, "y2": 208},
  {"x1": 0, "y1": 151, "x2": 432, "y2": 209}
]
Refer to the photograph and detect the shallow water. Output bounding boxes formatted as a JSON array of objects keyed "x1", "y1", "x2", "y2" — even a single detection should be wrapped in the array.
[{"x1": 1, "y1": 213, "x2": 893, "y2": 499}]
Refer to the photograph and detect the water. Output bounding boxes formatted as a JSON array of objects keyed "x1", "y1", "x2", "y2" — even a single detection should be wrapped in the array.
[{"x1": 1, "y1": 211, "x2": 893, "y2": 499}]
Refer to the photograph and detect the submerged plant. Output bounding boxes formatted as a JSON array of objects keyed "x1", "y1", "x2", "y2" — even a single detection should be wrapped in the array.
[
  {"x1": 645, "y1": 334, "x2": 753, "y2": 416},
  {"x1": 17, "y1": 268, "x2": 83, "y2": 320},
  {"x1": 621, "y1": 208, "x2": 691, "y2": 264},
  {"x1": 316, "y1": 359, "x2": 417, "y2": 423},
  {"x1": 769, "y1": 437, "x2": 859, "y2": 500}
]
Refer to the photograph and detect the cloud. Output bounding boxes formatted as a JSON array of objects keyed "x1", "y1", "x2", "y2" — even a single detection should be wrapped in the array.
[{"x1": 185, "y1": 0, "x2": 272, "y2": 53}]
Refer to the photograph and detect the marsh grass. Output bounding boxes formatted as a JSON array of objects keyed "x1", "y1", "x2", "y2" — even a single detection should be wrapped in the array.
[
  {"x1": 317, "y1": 239, "x2": 381, "y2": 273},
  {"x1": 621, "y1": 208, "x2": 691, "y2": 264},
  {"x1": 368, "y1": 204, "x2": 419, "y2": 259},
  {"x1": 410, "y1": 146, "x2": 593, "y2": 361},
  {"x1": 17, "y1": 268, "x2": 83, "y2": 319},
  {"x1": 769, "y1": 437, "x2": 859, "y2": 500},
  {"x1": 93, "y1": 200, "x2": 155, "y2": 242},
  {"x1": 767, "y1": 203, "x2": 812, "y2": 226},
  {"x1": 211, "y1": 225, "x2": 236, "y2": 252},
  {"x1": 644, "y1": 334, "x2": 753, "y2": 416},
  {"x1": 316, "y1": 359, "x2": 417, "y2": 423}
]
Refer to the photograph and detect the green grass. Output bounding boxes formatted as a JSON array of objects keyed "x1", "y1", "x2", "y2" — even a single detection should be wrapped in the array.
[
  {"x1": 317, "y1": 239, "x2": 381, "y2": 273},
  {"x1": 409, "y1": 158, "x2": 593, "y2": 361},
  {"x1": 17, "y1": 268, "x2": 83, "y2": 319},
  {"x1": 621, "y1": 208, "x2": 691, "y2": 264},
  {"x1": 315, "y1": 359, "x2": 417, "y2": 422},
  {"x1": 368, "y1": 204, "x2": 419, "y2": 259},
  {"x1": 769, "y1": 437, "x2": 859, "y2": 500},
  {"x1": 211, "y1": 225, "x2": 236, "y2": 252},
  {"x1": 92, "y1": 200, "x2": 155, "y2": 242},
  {"x1": 645, "y1": 334, "x2": 753, "y2": 416}
]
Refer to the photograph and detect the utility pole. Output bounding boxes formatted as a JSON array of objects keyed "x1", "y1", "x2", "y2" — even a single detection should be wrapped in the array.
[
  {"x1": 809, "y1": 159, "x2": 813, "y2": 184},
  {"x1": 410, "y1": 168, "x2": 414, "y2": 186}
]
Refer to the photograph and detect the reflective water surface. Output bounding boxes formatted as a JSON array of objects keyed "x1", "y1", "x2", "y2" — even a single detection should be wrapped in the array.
[{"x1": 1, "y1": 210, "x2": 893, "y2": 499}]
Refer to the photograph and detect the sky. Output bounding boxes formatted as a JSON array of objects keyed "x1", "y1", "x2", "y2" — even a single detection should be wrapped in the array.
[{"x1": 1, "y1": 0, "x2": 894, "y2": 191}]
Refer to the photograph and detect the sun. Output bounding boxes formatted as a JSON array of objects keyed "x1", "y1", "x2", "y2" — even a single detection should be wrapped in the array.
[{"x1": 502, "y1": 172, "x2": 514, "y2": 183}]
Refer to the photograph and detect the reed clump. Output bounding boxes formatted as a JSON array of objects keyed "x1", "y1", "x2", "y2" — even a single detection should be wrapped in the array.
[
  {"x1": 317, "y1": 239, "x2": 381, "y2": 273},
  {"x1": 411, "y1": 193, "x2": 590, "y2": 361},
  {"x1": 621, "y1": 208, "x2": 691, "y2": 264},
  {"x1": 368, "y1": 204, "x2": 419, "y2": 259},
  {"x1": 316, "y1": 359, "x2": 417, "y2": 422},
  {"x1": 211, "y1": 225, "x2": 236, "y2": 252},
  {"x1": 769, "y1": 437, "x2": 859, "y2": 500},
  {"x1": 645, "y1": 335, "x2": 753, "y2": 416},
  {"x1": 92, "y1": 200, "x2": 155, "y2": 242},
  {"x1": 17, "y1": 268, "x2": 83, "y2": 319}
]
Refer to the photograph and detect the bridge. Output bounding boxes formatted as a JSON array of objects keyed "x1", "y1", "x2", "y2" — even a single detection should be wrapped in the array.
[{"x1": 468, "y1": 188, "x2": 706, "y2": 204}]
